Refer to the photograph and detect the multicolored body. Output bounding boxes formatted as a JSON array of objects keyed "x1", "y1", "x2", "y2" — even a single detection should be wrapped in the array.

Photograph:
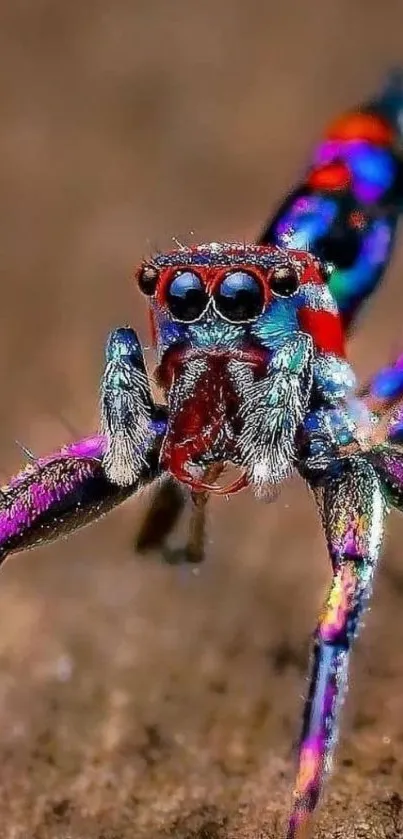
[
  {"x1": 1, "y1": 74, "x2": 403, "y2": 839},
  {"x1": 262, "y1": 70, "x2": 403, "y2": 328}
]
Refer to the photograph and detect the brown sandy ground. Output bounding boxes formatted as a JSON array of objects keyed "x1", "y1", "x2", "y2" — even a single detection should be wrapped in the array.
[{"x1": 1, "y1": 2, "x2": 403, "y2": 837}]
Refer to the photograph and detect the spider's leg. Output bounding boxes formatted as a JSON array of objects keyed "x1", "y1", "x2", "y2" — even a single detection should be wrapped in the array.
[
  {"x1": 0, "y1": 328, "x2": 166, "y2": 564},
  {"x1": 287, "y1": 457, "x2": 386, "y2": 839},
  {"x1": 0, "y1": 435, "x2": 161, "y2": 563},
  {"x1": 135, "y1": 476, "x2": 189, "y2": 556},
  {"x1": 137, "y1": 465, "x2": 222, "y2": 565},
  {"x1": 161, "y1": 485, "x2": 211, "y2": 566},
  {"x1": 356, "y1": 348, "x2": 403, "y2": 417},
  {"x1": 186, "y1": 490, "x2": 208, "y2": 563},
  {"x1": 343, "y1": 347, "x2": 403, "y2": 450}
]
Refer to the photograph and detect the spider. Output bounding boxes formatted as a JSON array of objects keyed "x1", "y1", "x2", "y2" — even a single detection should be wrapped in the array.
[{"x1": 1, "y1": 72, "x2": 403, "y2": 839}]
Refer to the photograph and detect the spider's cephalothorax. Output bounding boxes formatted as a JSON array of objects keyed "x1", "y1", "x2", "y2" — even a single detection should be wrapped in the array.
[{"x1": 133, "y1": 242, "x2": 353, "y2": 496}]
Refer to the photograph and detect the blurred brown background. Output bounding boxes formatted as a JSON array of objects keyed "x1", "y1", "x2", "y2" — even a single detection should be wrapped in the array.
[{"x1": 1, "y1": 2, "x2": 403, "y2": 837}]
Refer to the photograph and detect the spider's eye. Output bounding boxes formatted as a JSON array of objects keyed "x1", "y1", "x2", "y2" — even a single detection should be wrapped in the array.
[
  {"x1": 214, "y1": 271, "x2": 264, "y2": 322},
  {"x1": 137, "y1": 264, "x2": 159, "y2": 295},
  {"x1": 166, "y1": 271, "x2": 209, "y2": 322},
  {"x1": 270, "y1": 265, "x2": 299, "y2": 297}
]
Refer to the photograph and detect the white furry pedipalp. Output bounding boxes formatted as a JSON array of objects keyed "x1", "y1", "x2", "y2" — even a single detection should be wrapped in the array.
[{"x1": 229, "y1": 335, "x2": 314, "y2": 495}]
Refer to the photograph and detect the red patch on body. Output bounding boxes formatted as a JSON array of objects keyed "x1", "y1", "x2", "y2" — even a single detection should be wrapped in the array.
[
  {"x1": 298, "y1": 308, "x2": 346, "y2": 357},
  {"x1": 307, "y1": 161, "x2": 351, "y2": 192}
]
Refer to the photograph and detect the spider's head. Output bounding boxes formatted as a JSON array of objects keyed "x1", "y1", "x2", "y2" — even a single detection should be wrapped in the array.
[{"x1": 136, "y1": 243, "x2": 345, "y2": 494}]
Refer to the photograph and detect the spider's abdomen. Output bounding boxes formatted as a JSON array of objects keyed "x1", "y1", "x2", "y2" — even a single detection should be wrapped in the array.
[{"x1": 262, "y1": 72, "x2": 403, "y2": 328}]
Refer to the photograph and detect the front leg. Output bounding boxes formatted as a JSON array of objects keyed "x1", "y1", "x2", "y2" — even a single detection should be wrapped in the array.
[
  {"x1": 287, "y1": 457, "x2": 387, "y2": 838},
  {"x1": 0, "y1": 328, "x2": 165, "y2": 562}
]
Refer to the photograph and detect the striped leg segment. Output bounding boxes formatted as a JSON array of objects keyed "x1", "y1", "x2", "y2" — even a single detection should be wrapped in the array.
[{"x1": 287, "y1": 458, "x2": 386, "y2": 838}]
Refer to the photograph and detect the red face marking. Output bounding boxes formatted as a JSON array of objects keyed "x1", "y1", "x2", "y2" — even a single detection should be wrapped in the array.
[{"x1": 298, "y1": 308, "x2": 346, "y2": 357}]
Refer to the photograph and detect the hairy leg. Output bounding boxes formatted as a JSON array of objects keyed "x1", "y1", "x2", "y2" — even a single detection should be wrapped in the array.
[
  {"x1": 287, "y1": 457, "x2": 387, "y2": 838},
  {"x1": 0, "y1": 328, "x2": 166, "y2": 563},
  {"x1": 0, "y1": 436, "x2": 137, "y2": 562}
]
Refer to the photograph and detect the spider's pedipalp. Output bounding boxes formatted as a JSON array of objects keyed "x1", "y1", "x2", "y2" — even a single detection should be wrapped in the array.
[{"x1": 100, "y1": 327, "x2": 159, "y2": 486}]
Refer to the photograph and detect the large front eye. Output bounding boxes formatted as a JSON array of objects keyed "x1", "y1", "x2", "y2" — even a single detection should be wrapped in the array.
[
  {"x1": 270, "y1": 265, "x2": 299, "y2": 297},
  {"x1": 214, "y1": 271, "x2": 264, "y2": 322},
  {"x1": 166, "y1": 271, "x2": 209, "y2": 322}
]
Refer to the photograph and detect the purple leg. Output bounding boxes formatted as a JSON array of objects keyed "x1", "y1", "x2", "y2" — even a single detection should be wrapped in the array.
[
  {"x1": 0, "y1": 435, "x2": 127, "y2": 561},
  {"x1": 287, "y1": 458, "x2": 386, "y2": 838},
  {"x1": 0, "y1": 433, "x2": 162, "y2": 563}
]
